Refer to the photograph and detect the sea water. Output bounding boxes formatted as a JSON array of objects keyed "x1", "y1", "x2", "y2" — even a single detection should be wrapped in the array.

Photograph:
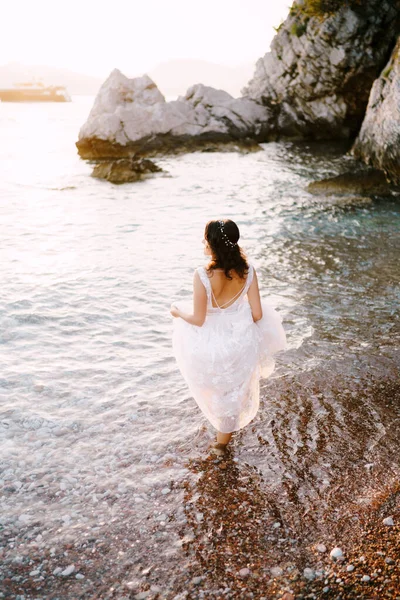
[{"x1": 0, "y1": 97, "x2": 399, "y2": 590}]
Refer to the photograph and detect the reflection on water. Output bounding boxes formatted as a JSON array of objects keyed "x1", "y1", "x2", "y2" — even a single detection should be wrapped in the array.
[{"x1": 0, "y1": 102, "x2": 399, "y2": 598}]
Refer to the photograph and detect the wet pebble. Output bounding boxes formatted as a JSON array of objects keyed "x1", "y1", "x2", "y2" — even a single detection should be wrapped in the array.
[
  {"x1": 316, "y1": 543, "x2": 327, "y2": 553},
  {"x1": 346, "y1": 564, "x2": 355, "y2": 572},
  {"x1": 142, "y1": 566, "x2": 153, "y2": 575},
  {"x1": 61, "y1": 564, "x2": 75, "y2": 576},
  {"x1": 329, "y1": 547, "x2": 343, "y2": 560},
  {"x1": 54, "y1": 428, "x2": 69, "y2": 437},
  {"x1": 156, "y1": 514, "x2": 167, "y2": 522},
  {"x1": 124, "y1": 579, "x2": 140, "y2": 591},
  {"x1": 18, "y1": 514, "x2": 30, "y2": 523},
  {"x1": 303, "y1": 567, "x2": 315, "y2": 580},
  {"x1": 361, "y1": 575, "x2": 371, "y2": 582},
  {"x1": 150, "y1": 585, "x2": 162, "y2": 593}
]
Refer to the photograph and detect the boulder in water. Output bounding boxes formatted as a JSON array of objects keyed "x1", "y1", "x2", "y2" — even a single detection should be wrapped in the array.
[
  {"x1": 91, "y1": 157, "x2": 163, "y2": 184},
  {"x1": 76, "y1": 69, "x2": 271, "y2": 161},
  {"x1": 307, "y1": 168, "x2": 394, "y2": 196}
]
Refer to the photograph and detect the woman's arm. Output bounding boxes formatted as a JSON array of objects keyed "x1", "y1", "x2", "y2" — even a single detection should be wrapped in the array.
[
  {"x1": 247, "y1": 268, "x2": 263, "y2": 322},
  {"x1": 170, "y1": 270, "x2": 207, "y2": 326}
]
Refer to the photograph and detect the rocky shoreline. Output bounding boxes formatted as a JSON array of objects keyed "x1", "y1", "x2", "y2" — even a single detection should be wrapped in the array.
[
  {"x1": 351, "y1": 38, "x2": 400, "y2": 185},
  {"x1": 1, "y1": 470, "x2": 398, "y2": 600},
  {"x1": 76, "y1": 0, "x2": 400, "y2": 184},
  {"x1": 243, "y1": 0, "x2": 399, "y2": 141},
  {"x1": 1, "y1": 369, "x2": 399, "y2": 600}
]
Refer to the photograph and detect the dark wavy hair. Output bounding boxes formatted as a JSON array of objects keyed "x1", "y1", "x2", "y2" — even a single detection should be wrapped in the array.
[{"x1": 205, "y1": 219, "x2": 249, "y2": 280}]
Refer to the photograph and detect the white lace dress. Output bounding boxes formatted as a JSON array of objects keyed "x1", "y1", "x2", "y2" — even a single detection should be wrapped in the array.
[{"x1": 172, "y1": 264, "x2": 287, "y2": 433}]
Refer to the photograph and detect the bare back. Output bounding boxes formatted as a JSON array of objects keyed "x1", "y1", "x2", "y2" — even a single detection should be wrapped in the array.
[{"x1": 206, "y1": 268, "x2": 249, "y2": 310}]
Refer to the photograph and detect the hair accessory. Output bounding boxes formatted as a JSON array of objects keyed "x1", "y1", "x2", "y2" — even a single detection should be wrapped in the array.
[{"x1": 218, "y1": 220, "x2": 237, "y2": 248}]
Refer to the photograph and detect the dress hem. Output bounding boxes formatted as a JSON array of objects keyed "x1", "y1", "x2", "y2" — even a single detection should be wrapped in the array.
[{"x1": 198, "y1": 404, "x2": 259, "y2": 434}]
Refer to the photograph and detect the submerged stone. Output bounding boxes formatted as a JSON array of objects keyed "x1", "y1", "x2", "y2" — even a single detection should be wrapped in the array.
[
  {"x1": 307, "y1": 168, "x2": 395, "y2": 196},
  {"x1": 91, "y1": 157, "x2": 163, "y2": 184}
]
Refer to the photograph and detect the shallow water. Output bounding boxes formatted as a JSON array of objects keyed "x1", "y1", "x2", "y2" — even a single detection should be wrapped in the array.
[{"x1": 0, "y1": 97, "x2": 399, "y2": 597}]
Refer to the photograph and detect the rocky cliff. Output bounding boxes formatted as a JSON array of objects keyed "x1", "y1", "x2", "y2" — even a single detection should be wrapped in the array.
[
  {"x1": 351, "y1": 39, "x2": 400, "y2": 185},
  {"x1": 244, "y1": 0, "x2": 399, "y2": 139}
]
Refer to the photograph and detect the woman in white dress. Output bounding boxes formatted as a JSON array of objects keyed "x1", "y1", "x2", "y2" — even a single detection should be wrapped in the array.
[{"x1": 170, "y1": 219, "x2": 287, "y2": 455}]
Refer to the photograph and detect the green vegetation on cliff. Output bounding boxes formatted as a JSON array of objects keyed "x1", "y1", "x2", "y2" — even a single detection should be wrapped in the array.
[{"x1": 291, "y1": 0, "x2": 363, "y2": 18}]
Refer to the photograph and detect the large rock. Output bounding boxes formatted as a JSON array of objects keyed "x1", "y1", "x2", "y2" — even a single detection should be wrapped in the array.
[
  {"x1": 76, "y1": 69, "x2": 271, "y2": 160},
  {"x1": 306, "y1": 168, "x2": 394, "y2": 196},
  {"x1": 92, "y1": 158, "x2": 163, "y2": 184},
  {"x1": 243, "y1": 0, "x2": 399, "y2": 139},
  {"x1": 351, "y1": 39, "x2": 400, "y2": 185}
]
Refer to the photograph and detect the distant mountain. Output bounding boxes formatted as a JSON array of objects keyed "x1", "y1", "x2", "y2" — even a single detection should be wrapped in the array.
[
  {"x1": 0, "y1": 63, "x2": 103, "y2": 96},
  {"x1": 147, "y1": 59, "x2": 255, "y2": 98},
  {"x1": 0, "y1": 59, "x2": 256, "y2": 99}
]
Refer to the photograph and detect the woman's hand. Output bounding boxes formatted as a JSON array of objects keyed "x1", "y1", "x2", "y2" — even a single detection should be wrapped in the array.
[{"x1": 170, "y1": 304, "x2": 181, "y2": 318}]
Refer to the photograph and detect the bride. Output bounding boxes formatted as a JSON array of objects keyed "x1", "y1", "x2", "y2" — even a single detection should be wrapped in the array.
[{"x1": 170, "y1": 219, "x2": 287, "y2": 455}]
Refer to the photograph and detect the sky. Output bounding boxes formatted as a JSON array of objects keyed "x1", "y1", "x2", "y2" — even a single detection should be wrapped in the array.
[{"x1": 2, "y1": 0, "x2": 292, "y2": 77}]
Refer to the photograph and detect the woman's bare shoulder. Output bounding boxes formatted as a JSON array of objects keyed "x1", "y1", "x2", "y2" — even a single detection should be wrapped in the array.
[{"x1": 202, "y1": 265, "x2": 219, "y2": 278}]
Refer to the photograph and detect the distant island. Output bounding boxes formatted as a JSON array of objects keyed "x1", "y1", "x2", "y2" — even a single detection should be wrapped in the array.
[
  {"x1": 0, "y1": 60, "x2": 255, "y2": 99},
  {"x1": 148, "y1": 59, "x2": 254, "y2": 98}
]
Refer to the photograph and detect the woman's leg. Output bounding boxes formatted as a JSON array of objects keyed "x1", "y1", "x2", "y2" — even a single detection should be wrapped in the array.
[
  {"x1": 208, "y1": 431, "x2": 233, "y2": 456},
  {"x1": 217, "y1": 432, "x2": 232, "y2": 446}
]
